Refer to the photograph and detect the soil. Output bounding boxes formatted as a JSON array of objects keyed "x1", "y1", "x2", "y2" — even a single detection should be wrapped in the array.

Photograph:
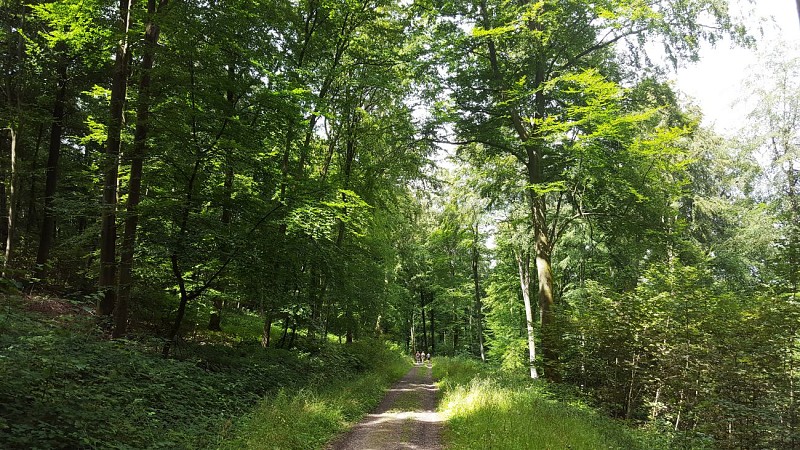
[{"x1": 327, "y1": 363, "x2": 443, "y2": 450}]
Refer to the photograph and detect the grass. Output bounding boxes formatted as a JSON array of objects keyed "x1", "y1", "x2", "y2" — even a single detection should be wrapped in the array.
[
  {"x1": 0, "y1": 295, "x2": 410, "y2": 449},
  {"x1": 216, "y1": 354, "x2": 410, "y2": 449},
  {"x1": 434, "y1": 357, "x2": 670, "y2": 450}
]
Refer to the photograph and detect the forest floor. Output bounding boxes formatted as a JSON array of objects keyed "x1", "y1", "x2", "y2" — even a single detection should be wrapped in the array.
[{"x1": 327, "y1": 362, "x2": 443, "y2": 450}]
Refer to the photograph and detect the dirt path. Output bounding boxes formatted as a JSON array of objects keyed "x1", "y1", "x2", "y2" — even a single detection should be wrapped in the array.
[{"x1": 326, "y1": 363, "x2": 443, "y2": 450}]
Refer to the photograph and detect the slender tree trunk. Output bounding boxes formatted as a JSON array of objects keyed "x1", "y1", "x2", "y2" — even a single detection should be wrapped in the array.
[
  {"x1": 420, "y1": 291, "x2": 428, "y2": 352},
  {"x1": 3, "y1": 5, "x2": 25, "y2": 277},
  {"x1": 345, "y1": 307, "x2": 354, "y2": 344},
  {"x1": 515, "y1": 248, "x2": 538, "y2": 379},
  {"x1": 3, "y1": 125, "x2": 22, "y2": 277},
  {"x1": 261, "y1": 310, "x2": 272, "y2": 348},
  {"x1": 34, "y1": 48, "x2": 68, "y2": 279},
  {"x1": 337, "y1": 108, "x2": 358, "y2": 344},
  {"x1": 471, "y1": 224, "x2": 485, "y2": 362},
  {"x1": 115, "y1": 1, "x2": 164, "y2": 337},
  {"x1": 405, "y1": 317, "x2": 411, "y2": 353},
  {"x1": 99, "y1": 0, "x2": 134, "y2": 316},
  {"x1": 278, "y1": 313, "x2": 290, "y2": 348},
  {"x1": 162, "y1": 268, "x2": 189, "y2": 357},
  {"x1": 26, "y1": 123, "x2": 43, "y2": 234},
  {"x1": 0, "y1": 174, "x2": 5, "y2": 248},
  {"x1": 3, "y1": 126, "x2": 19, "y2": 276},
  {"x1": 162, "y1": 126, "x2": 202, "y2": 355},
  {"x1": 452, "y1": 299, "x2": 459, "y2": 352},
  {"x1": 429, "y1": 304, "x2": 435, "y2": 355},
  {"x1": 208, "y1": 297, "x2": 223, "y2": 331},
  {"x1": 288, "y1": 315, "x2": 298, "y2": 348}
]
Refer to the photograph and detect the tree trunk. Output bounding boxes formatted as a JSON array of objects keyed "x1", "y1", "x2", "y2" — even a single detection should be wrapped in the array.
[
  {"x1": 472, "y1": 224, "x2": 485, "y2": 362},
  {"x1": 278, "y1": 313, "x2": 290, "y2": 348},
  {"x1": 208, "y1": 297, "x2": 223, "y2": 331},
  {"x1": 34, "y1": 50, "x2": 67, "y2": 280},
  {"x1": 429, "y1": 303, "x2": 435, "y2": 355},
  {"x1": 288, "y1": 315, "x2": 298, "y2": 348},
  {"x1": 345, "y1": 307, "x2": 354, "y2": 344},
  {"x1": 533, "y1": 201, "x2": 558, "y2": 380},
  {"x1": 25, "y1": 123, "x2": 43, "y2": 234},
  {"x1": 162, "y1": 139, "x2": 202, "y2": 356},
  {"x1": 515, "y1": 248, "x2": 539, "y2": 379},
  {"x1": 3, "y1": 126, "x2": 19, "y2": 277},
  {"x1": 99, "y1": 0, "x2": 134, "y2": 316},
  {"x1": 261, "y1": 311, "x2": 272, "y2": 348},
  {"x1": 162, "y1": 269, "x2": 188, "y2": 357},
  {"x1": 2, "y1": 8, "x2": 26, "y2": 277},
  {"x1": 410, "y1": 314, "x2": 415, "y2": 353},
  {"x1": 114, "y1": 1, "x2": 164, "y2": 337},
  {"x1": 525, "y1": 49, "x2": 559, "y2": 381},
  {"x1": 0, "y1": 174, "x2": 5, "y2": 248},
  {"x1": 420, "y1": 291, "x2": 428, "y2": 352},
  {"x1": 481, "y1": 0, "x2": 557, "y2": 379}
]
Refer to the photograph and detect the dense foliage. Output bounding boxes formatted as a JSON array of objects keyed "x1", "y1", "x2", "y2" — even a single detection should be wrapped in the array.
[
  {"x1": 0, "y1": 296, "x2": 408, "y2": 448},
  {"x1": 1, "y1": 0, "x2": 798, "y2": 448}
]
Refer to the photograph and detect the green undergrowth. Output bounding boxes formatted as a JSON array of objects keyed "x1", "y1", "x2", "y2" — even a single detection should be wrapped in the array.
[
  {"x1": 434, "y1": 357, "x2": 670, "y2": 450},
  {"x1": 216, "y1": 352, "x2": 409, "y2": 449},
  {"x1": 0, "y1": 295, "x2": 409, "y2": 449}
]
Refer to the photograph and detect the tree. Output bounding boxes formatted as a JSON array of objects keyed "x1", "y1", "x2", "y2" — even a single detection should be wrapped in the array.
[
  {"x1": 98, "y1": 0, "x2": 134, "y2": 316},
  {"x1": 431, "y1": 0, "x2": 746, "y2": 380}
]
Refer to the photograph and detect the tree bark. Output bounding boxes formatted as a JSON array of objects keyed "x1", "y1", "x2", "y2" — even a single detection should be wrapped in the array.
[
  {"x1": 3, "y1": 126, "x2": 19, "y2": 276},
  {"x1": 208, "y1": 297, "x2": 223, "y2": 331},
  {"x1": 25, "y1": 123, "x2": 43, "y2": 234},
  {"x1": 515, "y1": 248, "x2": 539, "y2": 379},
  {"x1": 529, "y1": 184, "x2": 558, "y2": 379},
  {"x1": 480, "y1": 0, "x2": 558, "y2": 380},
  {"x1": 3, "y1": 4, "x2": 25, "y2": 277},
  {"x1": 34, "y1": 49, "x2": 68, "y2": 280},
  {"x1": 114, "y1": 0, "x2": 165, "y2": 337},
  {"x1": 420, "y1": 291, "x2": 428, "y2": 352},
  {"x1": 471, "y1": 223, "x2": 485, "y2": 362},
  {"x1": 278, "y1": 312, "x2": 290, "y2": 348},
  {"x1": 99, "y1": 0, "x2": 134, "y2": 316},
  {"x1": 345, "y1": 307, "x2": 354, "y2": 344},
  {"x1": 261, "y1": 310, "x2": 272, "y2": 348},
  {"x1": 429, "y1": 301, "x2": 435, "y2": 355}
]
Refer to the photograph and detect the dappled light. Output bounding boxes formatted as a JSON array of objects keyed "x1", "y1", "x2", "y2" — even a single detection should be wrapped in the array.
[{"x1": 1, "y1": 0, "x2": 798, "y2": 448}]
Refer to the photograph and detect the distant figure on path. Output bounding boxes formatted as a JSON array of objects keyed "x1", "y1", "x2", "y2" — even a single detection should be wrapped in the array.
[
  {"x1": 415, "y1": 351, "x2": 421, "y2": 363},
  {"x1": 426, "y1": 352, "x2": 431, "y2": 362}
]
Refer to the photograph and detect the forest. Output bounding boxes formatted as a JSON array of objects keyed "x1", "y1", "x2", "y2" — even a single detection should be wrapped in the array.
[{"x1": 1, "y1": 0, "x2": 799, "y2": 448}]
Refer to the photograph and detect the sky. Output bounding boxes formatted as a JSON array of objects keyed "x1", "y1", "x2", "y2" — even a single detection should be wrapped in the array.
[{"x1": 674, "y1": 0, "x2": 800, "y2": 135}]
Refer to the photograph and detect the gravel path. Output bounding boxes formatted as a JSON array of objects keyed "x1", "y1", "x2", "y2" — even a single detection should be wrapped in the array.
[{"x1": 326, "y1": 363, "x2": 443, "y2": 450}]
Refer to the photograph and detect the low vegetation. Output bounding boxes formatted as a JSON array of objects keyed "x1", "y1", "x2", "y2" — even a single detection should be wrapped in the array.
[
  {"x1": 0, "y1": 295, "x2": 409, "y2": 449},
  {"x1": 434, "y1": 357, "x2": 670, "y2": 450}
]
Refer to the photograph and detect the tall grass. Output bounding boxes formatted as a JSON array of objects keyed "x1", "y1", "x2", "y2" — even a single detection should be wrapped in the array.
[
  {"x1": 215, "y1": 342, "x2": 410, "y2": 449},
  {"x1": 434, "y1": 357, "x2": 669, "y2": 450}
]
